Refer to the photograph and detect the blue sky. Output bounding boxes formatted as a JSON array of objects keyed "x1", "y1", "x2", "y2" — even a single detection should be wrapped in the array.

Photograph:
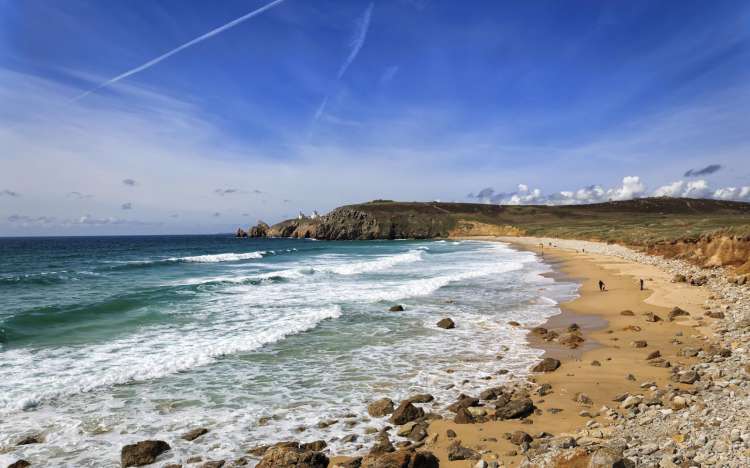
[{"x1": 1, "y1": 0, "x2": 749, "y2": 235}]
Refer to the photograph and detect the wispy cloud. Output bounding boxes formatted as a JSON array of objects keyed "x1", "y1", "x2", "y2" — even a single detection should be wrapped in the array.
[
  {"x1": 214, "y1": 188, "x2": 263, "y2": 196},
  {"x1": 7, "y1": 214, "x2": 154, "y2": 227},
  {"x1": 315, "y1": 2, "x2": 374, "y2": 121},
  {"x1": 121, "y1": 202, "x2": 133, "y2": 210},
  {"x1": 684, "y1": 164, "x2": 722, "y2": 177},
  {"x1": 122, "y1": 178, "x2": 137, "y2": 187},
  {"x1": 379, "y1": 65, "x2": 399, "y2": 85},
  {"x1": 73, "y1": 0, "x2": 287, "y2": 101},
  {"x1": 67, "y1": 191, "x2": 94, "y2": 199},
  {"x1": 337, "y1": 2, "x2": 374, "y2": 79},
  {"x1": 1, "y1": 189, "x2": 21, "y2": 197}
]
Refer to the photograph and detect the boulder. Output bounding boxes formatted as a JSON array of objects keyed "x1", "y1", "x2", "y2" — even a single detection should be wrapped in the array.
[
  {"x1": 389, "y1": 401, "x2": 424, "y2": 425},
  {"x1": 121, "y1": 440, "x2": 171, "y2": 467},
  {"x1": 644, "y1": 312, "x2": 662, "y2": 322},
  {"x1": 620, "y1": 310, "x2": 635, "y2": 316},
  {"x1": 406, "y1": 394, "x2": 434, "y2": 404},
  {"x1": 388, "y1": 305, "x2": 404, "y2": 312},
  {"x1": 16, "y1": 434, "x2": 43, "y2": 445},
  {"x1": 679, "y1": 371, "x2": 699, "y2": 384},
  {"x1": 249, "y1": 222, "x2": 270, "y2": 238},
  {"x1": 531, "y1": 357, "x2": 560, "y2": 373},
  {"x1": 181, "y1": 427, "x2": 209, "y2": 441},
  {"x1": 672, "y1": 274, "x2": 687, "y2": 283},
  {"x1": 436, "y1": 318, "x2": 455, "y2": 329},
  {"x1": 447, "y1": 441, "x2": 480, "y2": 461},
  {"x1": 668, "y1": 307, "x2": 690, "y2": 321},
  {"x1": 479, "y1": 387, "x2": 506, "y2": 400},
  {"x1": 368, "y1": 398, "x2": 395, "y2": 417},
  {"x1": 361, "y1": 451, "x2": 439, "y2": 468},
  {"x1": 8, "y1": 461, "x2": 31, "y2": 468},
  {"x1": 368, "y1": 433, "x2": 394, "y2": 457},
  {"x1": 588, "y1": 446, "x2": 631, "y2": 468},
  {"x1": 510, "y1": 431, "x2": 532, "y2": 446},
  {"x1": 454, "y1": 407, "x2": 475, "y2": 424},
  {"x1": 256, "y1": 442, "x2": 329, "y2": 468},
  {"x1": 706, "y1": 311, "x2": 725, "y2": 319},
  {"x1": 631, "y1": 340, "x2": 648, "y2": 348},
  {"x1": 447, "y1": 394, "x2": 479, "y2": 412},
  {"x1": 558, "y1": 332, "x2": 584, "y2": 349},
  {"x1": 235, "y1": 228, "x2": 248, "y2": 238},
  {"x1": 646, "y1": 350, "x2": 661, "y2": 360},
  {"x1": 301, "y1": 441, "x2": 327, "y2": 452},
  {"x1": 495, "y1": 398, "x2": 535, "y2": 420}
]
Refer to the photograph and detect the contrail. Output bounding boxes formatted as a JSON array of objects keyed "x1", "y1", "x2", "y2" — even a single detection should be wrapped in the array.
[
  {"x1": 315, "y1": 2, "x2": 374, "y2": 121},
  {"x1": 337, "y1": 2, "x2": 374, "y2": 79},
  {"x1": 74, "y1": 0, "x2": 286, "y2": 101}
]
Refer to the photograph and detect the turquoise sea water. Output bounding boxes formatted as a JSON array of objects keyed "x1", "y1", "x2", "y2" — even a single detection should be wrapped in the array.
[{"x1": 0, "y1": 236, "x2": 576, "y2": 466}]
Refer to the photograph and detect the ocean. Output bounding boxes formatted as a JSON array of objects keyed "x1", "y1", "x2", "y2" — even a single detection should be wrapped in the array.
[{"x1": 0, "y1": 235, "x2": 577, "y2": 467}]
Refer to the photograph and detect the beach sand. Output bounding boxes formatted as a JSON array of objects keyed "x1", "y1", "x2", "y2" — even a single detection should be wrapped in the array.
[{"x1": 418, "y1": 237, "x2": 715, "y2": 467}]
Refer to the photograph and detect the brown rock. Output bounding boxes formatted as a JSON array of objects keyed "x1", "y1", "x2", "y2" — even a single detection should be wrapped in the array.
[
  {"x1": 446, "y1": 429, "x2": 457, "y2": 438},
  {"x1": 436, "y1": 318, "x2": 455, "y2": 329},
  {"x1": 631, "y1": 340, "x2": 648, "y2": 348},
  {"x1": 495, "y1": 398, "x2": 535, "y2": 419},
  {"x1": 8, "y1": 461, "x2": 31, "y2": 468},
  {"x1": 706, "y1": 311, "x2": 725, "y2": 319},
  {"x1": 644, "y1": 312, "x2": 662, "y2": 322},
  {"x1": 447, "y1": 441, "x2": 480, "y2": 461},
  {"x1": 447, "y1": 394, "x2": 479, "y2": 412},
  {"x1": 389, "y1": 401, "x2": 424, "y2": 425},
  {"x1": 531, "y1": 327, "x2": 548, "y2": 335},
  {"x1": 672, "y1": 274, "x2": 687, "y2": 283},
  {"x1": 388, "y1": 305, "x2": 404, "y2": 312},
  {"x1": 453, "y1": 407, "x2": 475, "y2": 424},
  {"x1": 368, "y1": 398, "x2": 395, "y2": 417},
  {"x1": 558, "y1": 332, "x2": 585, "y2": 349},
  {"x1": 646, "y1": 350, "x2": 661, "y2": 360},
  {"x1": 590, "y1": 360, "x2": 602, "y2": 367},
  {"x1": 16, "y1": 434, "x2": 43, "y2": 446},
  {"x1": 508, "y1": 321, "x2": 521, "y2": 326},
  {"x1": 201, "y1": 461, "x2": 225, "y2": 468},
  {"x1": 181, "y1": 428, "x2": 209, "y2": 441},
  {"x1": 361, "y1": 450, "x2": 439, "y2": 468},
  {"x1": 406, "y1": 394, "x2": 434, "y2": 404},
  {"x1": 510, "y1": 431, "x2": 532, "y2": 445},
  {"x1": 574, "y1": 393, "x2": 593, "y2": 406},
  {"x1": 301, "y1": 440, "x2": 327, "y2": 452},
  {"x1": 679, "y1": 371, "x2": 699, "y2": 384},
  {"x1": 121, "y1": 440, "x2": 171, "y2": 467},
  {"x1": 256, "y1": 442, "x2": 328, "y2": 468},
  {"x1": 620, "y1": 310, "x2": 635, "y2": 316},
  {"x1": 668, "y1": 307, "x2": 690, "y2": 321},
  {"x1": 368, "y1": 433, "x2": 394, "y2": 456},
  {"x1": 531, "y1": 357, "x2": 561, "y2": 373}
]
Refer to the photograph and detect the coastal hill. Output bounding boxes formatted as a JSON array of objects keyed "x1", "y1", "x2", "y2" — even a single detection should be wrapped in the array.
[{"x1": 241, "y1": 197, "x2": 750, "y2": 272}]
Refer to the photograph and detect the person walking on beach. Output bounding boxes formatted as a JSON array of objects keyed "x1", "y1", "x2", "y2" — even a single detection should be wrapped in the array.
[
  {"x1": 640, "y1": 278, "x2": 644, "y2": 290},
  {"x1": 598, "y1": 280, "x2": 606, "y2": 291}
]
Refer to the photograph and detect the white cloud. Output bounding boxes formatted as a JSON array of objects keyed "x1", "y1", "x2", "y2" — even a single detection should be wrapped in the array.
[
  {"x1": 653, "y1": 179, "x2": 712, "y2": 198},
  {"x1": 713, "y1": 186, "x2": 750, "y2": 201}
]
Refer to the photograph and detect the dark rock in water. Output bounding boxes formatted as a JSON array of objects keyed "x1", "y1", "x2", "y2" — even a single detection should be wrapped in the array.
[
  {"x1": 447, "y1": 441, "x2": 480, "y2": 461},
  {"x1": 338, "y1": 457, "x2": 363, "y2": 468},
  {"x1": 495, "y1": 398, "x2": 535, "y2": 419},
  {"x1": 668, "y1": 307, "x2": 690, "y2": 321},
  {"x1": 532, "y1": 357, "x2": 560, "y2": 372},
  {"x1": 256, "y1": 442, "x2": 329, "y2": 468},
  {"x1": 247, "y1": 445, "x2": 270, "y2": 457},
  {"x1": 479, "y1": 386, "x2": 506, "y2": 400},
  {"x1": 389, "y1": 401, "x2": 424, "y2": 425},
  {"x1": 368, "y1": 398, "x2": 395, "y2": 417},
  {"x1": 16, "y1": 434, "x2": 43, "y2": 445},
  {"x1": 508, "y1": 321, "x2": 520, "y2": 327},
  {"x1": 436, "y1": 318, "x2": 455, "y2": 329},
  {"x1": 531, "y1": 326, "x2": 548, "y2": 335},
  {"x1": 388, "y1": 305, "x2": 404, "y2": 312},
  {"x1": 342, "y1": 434, "x2": 358, "y2": 443},
  {"x1": 249, "y1": 222, "x2": 270, "y2": 238},
  {"x1": 301, "y1": 440, "x2": 327, "y2": 452},
  {"x1": 201, "y1": 461, "x2": 225, "y2": 468},
  {"x1": 235, "y1": 228, "x2": 248, "y2": 238},
  {"x1": 121, "y1": 440, "x2": 171, "y2": 467},
  {"x1": 181, "y1": 427, "x2": 209, "y2": 441},
  {"x1": 407, "y1": 394, "x2": 434, "y2": 404},
  {"x1": 8, "y1": 461, "x2": 31, "y2": 468},
  {"x1": 368, "y1": 433, "x2": 394, "y2": 456}
]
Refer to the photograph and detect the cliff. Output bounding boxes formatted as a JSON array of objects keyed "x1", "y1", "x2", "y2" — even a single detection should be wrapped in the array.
[{"x1": 240, "y1": 198, "x2": 750, "y2": 271}]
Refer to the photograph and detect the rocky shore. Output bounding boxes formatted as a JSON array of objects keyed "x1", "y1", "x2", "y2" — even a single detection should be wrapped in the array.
[{"x1": 6, "y1": 238, "x2": 749, "y2": 468}]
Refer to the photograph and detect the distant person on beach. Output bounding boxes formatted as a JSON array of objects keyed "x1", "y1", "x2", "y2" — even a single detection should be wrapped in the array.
[
  {"x1": 598, "y1": 280, "x2": 606, "y2": 291},
  {"x1": 640, "y1": 279, "x2": 644, "y2": 290}
]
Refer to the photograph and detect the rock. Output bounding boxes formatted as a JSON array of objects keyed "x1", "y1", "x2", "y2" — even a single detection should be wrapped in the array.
[
  {"x1": 574, "y1": 393, "x2": 593, "y2": 405},
  {"x1": 361, "y1": 451, "x2": 439, "y2": 468},
  {"x1": 620, "y1": 310, "x2": 635, "y2": 316},
  {"x1": 558, "y1": 332, "x2": 585, "y2": 349},
  {"x1": 589, "y1": 446, "x2": 630, "y2": 467},
  {"x1": 447, "y1": 394, "x2": 479, "y2": 412},
  {"x1": 532, "y1": 357, "x2": 561, "y2": 372},
  {"x1": 679, "y1": 371, "x2": 699, "y2": 384},
  {"x1": 537, "y1": 383, "x2": 552, "y2": 396},
  {"x1": 668, "y1": 307, "x2": 690, "y2": 321},
  {"x1": 706, "y1": 311, "x2": 725, "y2": 319},
  {"x1": 342, "y1": 434, "x2": 358, "y2": 443},
  {"x1": 406, "y1": 422, "x2": 429, "y2": 442},
  {"x1": 644, "y1": 312, "x2": 662, "y2": 322},
  {"x1": 181, "y1": 427, "x2": 209, "y2": 441},
  {"x1": 510, "y1": 431, "x2": 532, "y2": 445},
  {"x1": 256, "y1": 442, "x2": 329, "y2": 468},
  {"x1": 508, "y1": 321, "x2": 521, "y2": 326},
  {"x1": 368, "y1": 398, "x2": 395, "y2": 417},
  {"x1": 407, "y1": 394, "x2": 434, "y2": 404},
  {"x1": 301, "y1": 441, "x2": 327, "y2": 452},
  {"x1": 621, "y1": 395, "x2": 642, "y2": 409},
  {"x1": 646, "y1": 350, "x2": 661, "y2": 360},
  {"x1": 201, "y1": 461, "x2": 225, "y2": 468},
  {"x1": 368, "y1": 433, "x2": 394, "y2": 456},
  {"x1": 531, "y1": 327, "x2": 548, "y2": 336},
  {"x1": 389, "y1": 401, "x2": 424, "y2": 425},
  {"x1": 495, "y1": 398, "x2": 535, "y2": 419},
  {"x1": 249, "y1": 222, "x2": 270, "y2": 237},
  {"x1": 388, "y1": 305, "x2": 404, "y2": 312},
  {"x1": 670, "y1": 396, "x2": 687, "y2": 410},
  {"x1": 447, "y1": 441, "x2": 480, "y2": 461},
  {"x1": 8, "y1": 461, "x2": 31, "y2": 468},
  {"x1": 454, "y1": 407, "x2": 475, "y2": 424},
  {"x1": 672, "y1": 274, "x2": 687, "y2": 283},
  {"x1": 121, "y1": 440, "x2": 171, "y2": 467},
  {"x1": 446, "y1": 429, "x2": 457, "y2": 438},
  {"x1": 16, "y1": 434, "x2": 43, "y2": 445},
  {"x1": 235, "y1": 228, "x2": 248, "y2": 238},
  {"x1": 479, "y1": 387, "x2": 506, "y2": 400},
  {"x1": 591, "y1": 360, "x2": 602, "y2": 366},
  {"x1": 334, "y1": 458, "x2": 362, "y2": 468},
  {"x1": 631, "y1": 340, "x2": 648, "y2": 348},
  {"x1": 567, "y1": 323, "x2": 581, "y2": 332},
  {"x1": 679, "y1": 347, "x2": 699, "y2": 357},
  {"x1": 436, "y1": 318, "x2": 455, "y2": 329}
]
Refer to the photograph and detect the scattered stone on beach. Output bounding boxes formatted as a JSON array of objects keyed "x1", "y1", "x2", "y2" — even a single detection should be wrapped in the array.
[
  {"x1": 679, "y1": 370, "x2": 699, "y2": 384},
  {"x1": 531, "y1": 326, "x2": 548, "y2": 336},
  {"x1": 301, "y1": 440, "x2": 327, "y2": 452},
  {"x1": 367, "y1": 398, "x2": 395, "y2": 417},
  {"x1": 447, "y1": 441, "x2": 480, "y2": 461},
  {"x1": 670, "y1": 396, "x2": 688, "y2": 410},
  {"x1": 389, "y1": 401, "x2": 424, "y2": 425},
  {"x1": 508, "y1": 320, "x2": 521, "y2": 326},
  {"x1": 256, "y1": 442, "x2": 328, "y2": 468},
  {"x1": 645, "y1": 350, "x2": 661, "y2": 360},
  {"x1": 620, "y1": 309, "x2": 635, "y2": 316},
  {"x1": 510, "y1": 431, "x2": 533, "y2": 446},
  {"x1": 590, "y1": 360, "x2": 602, "y2": 366},
  {"x1": 202, "y1": 461, "x2": 225, "y2": 468},
  {"x1": 537, "y1": 383, "x2": 552, "y2": 396},
  {"x1": 368, "y1": 432, "x2": 394, "y2": 456},
  {"x1": 447, "y1": 394, "x2": 479, "y2": 412},
  {"x1": 706, "y1": 310, "x2": 725, "y2": 319},
  {"x1": 668, "y1": 307, "x2": 690, "y2": 321},
  {"x1": 181, "y1": 427, "x2": 209, "y2": 441},
  {"x1": 567, "y1": 323, "x2": 580, "y2": 332},
  {"x1": 672, "y1": 274, "x2": 687, "y2": 283},
  {"x1": 644, "y1": 312, "x2": 662, "y2": 322},
  {"x1": 557, "y1": 332, "x2": 584, "y2": 349},
  {"x1": 531, "y1": 357, "x2": 561, "y2": 372},
  {"x1": 362, "y1": 450, "x2": 439, "y2": 468},
  {"x1": 436, "y1": 318, "x2": 455, "y2": 329},
  {"x1": 621, "y1": 395, "x2": 642, "y2": 409},
  {"x1": 121, "y1": 440, "x2": 171, "y2": 467},
  {"x1": 631, "y1": 340, "x2": 648, "y2": 348},
  {"x1": 495, "y1": 398, "x2": 535, "y2": 420},
  {"x1": 479, "y1": 386, "x2": 507, "y2": 400},
  {"x1": 626, "y1": 373, "x2": 636, "y2": 381},
  {"x1": 623, "y1": 325, "x2": 641, "y2": 332},
  {"x1": 388, "y1": 305, "x2": 404, "y2": 312},
  {"x1": 573, "y1": 393, "x2": 593, "y2": 406}
]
